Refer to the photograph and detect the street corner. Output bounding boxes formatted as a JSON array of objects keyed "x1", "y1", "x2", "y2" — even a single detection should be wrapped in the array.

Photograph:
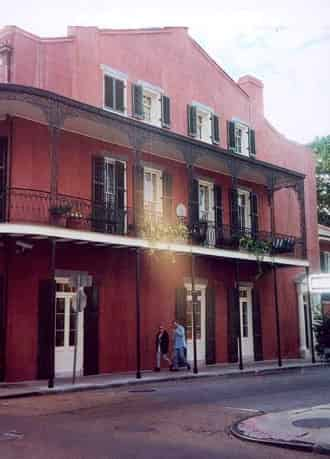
[{"x1": 231, "y1": 404, "x2": 330, "y2": 454}]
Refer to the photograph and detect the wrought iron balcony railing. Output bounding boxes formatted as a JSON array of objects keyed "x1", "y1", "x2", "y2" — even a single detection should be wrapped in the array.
[{"x1": 0, "y1": 188, "x2": 305, "y2": 259}]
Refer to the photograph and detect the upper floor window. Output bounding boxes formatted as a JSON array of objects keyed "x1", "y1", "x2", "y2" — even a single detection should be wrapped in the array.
[
  {"x1": 0, "y1": 50, "x2": 9, "y2": 83},
  {"x1": 144, "y1": 167, "x2": 163, "y2": 215},
  {"x1": 102, "y1": 65, "x2": 127, "y2": 114},
  {"x1": 132, "y1": 82, "x2": 171, "y2": 128},
  {"x1": 187, "y1": 104, "x2": 219, "y2": 145},
  {"x1": 227, "y1": 120, "x2": 256, "y2": 157},
  {"x1": 321, "y1": 252, "x2": 330, "y2": 273}
]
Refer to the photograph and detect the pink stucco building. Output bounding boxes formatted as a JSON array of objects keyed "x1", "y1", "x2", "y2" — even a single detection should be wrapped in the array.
[{"x1": 0, "y1": 25, "x2": 318, "y2": 382}]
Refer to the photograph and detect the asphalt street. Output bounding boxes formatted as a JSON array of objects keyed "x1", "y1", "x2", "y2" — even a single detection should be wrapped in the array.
[{"x1": 0, "y1": 366, "x2": 329, "y2": 458}]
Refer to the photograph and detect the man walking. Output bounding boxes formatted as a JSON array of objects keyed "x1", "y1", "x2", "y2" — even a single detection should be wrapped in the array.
[{"x1": 171, "y1": 320, "x2": 191, "y2": 371}]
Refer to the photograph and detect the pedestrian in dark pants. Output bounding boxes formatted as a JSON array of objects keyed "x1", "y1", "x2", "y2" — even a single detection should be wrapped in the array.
[{"x1": 154, "y1": 325, "x2": 171, "y2": 371}]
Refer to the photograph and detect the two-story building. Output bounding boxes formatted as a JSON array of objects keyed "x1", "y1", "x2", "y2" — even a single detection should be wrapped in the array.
[{"x1": 0, "y1": 25, "x2": 318, "y2": 383}]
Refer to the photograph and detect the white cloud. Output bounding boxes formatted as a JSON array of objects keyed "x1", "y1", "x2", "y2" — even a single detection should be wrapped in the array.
[{"x1": 0, "y1": 0, "x2": 329, "y2": 142}]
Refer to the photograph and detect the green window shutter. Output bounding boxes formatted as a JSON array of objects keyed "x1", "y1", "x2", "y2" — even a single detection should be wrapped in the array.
[
  {"x1": 161, "y1": 95, "x2": 171, "y2": 128},
  {"x1": 249, "y1": 128, "x2": 256, "y2": 157},
  {"x1": 187, "y1": 104, "x2": 197, "y2": 137},
  {"x1": 227, "y1": 121, "x2": 236, "y2": 151},
  {"x1": 230, "y1": 188, "x2": 239, "y2": 233},
  {"x1": 252, "y1": 288, "x2": 263, "y2": 361},
  {"x1": 115, "y1": 161, "x2": 126, "y2": 234},
  {"x1": 175, "y1": 287, "x2": 187, "y2": 329},
  {"x1": 38, "y1": 279, "x2": 56, "y2": 379},
  {"x1": 214, "y1": 185, "x2": 223, "y2": 246},
  {"x1": 206, "y1": 286, "x2": 216, "y2": 364},
  {"x1": 104, "y1": 75, "x2": 114, "y2": 109},
  {"x1": 211, "y1": 114, "x2": 220, "y2": 144},
  {"x1": 84, "y1": 284, "x2": 100, "y2": 375},
  {"x1": 132, "y1": 84, "x2": 144, "y2": 118},
  {"x1": 250, "y1": 192, "x2": 259, "y2": 238},
  {"x1": 92, "y1": 156, "x2": 106, "y2": 232},
  {"x1": 162, "y1": 171, "x2": 173, "y2": 222},
  {"x1": 115, "y1": 79, "x2": 125, "y2": 113},
  {"x1": 227, "y1": 286, "x2": 239, "y2": 363},
  {"x1": 134, "y1": 164, "x2": 144, "y2": 223}
]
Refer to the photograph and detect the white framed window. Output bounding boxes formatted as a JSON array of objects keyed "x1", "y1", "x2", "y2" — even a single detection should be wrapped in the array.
[
  {"x1": 235, "y1": 122, "x2": 249, "y2": 156},
  {"x1": 198, "y1": 180, "x2": 214, "y2": 222},
  {"x1": 144, "y1": 167, "x2": 163, "y2": 215},
  {"x1": 101, "y1": 65, "x2": 127, "y2": 115},
  {"x1": 196, "y1": 107, "x2": 212, "y2": 143},
  {"x1": 237, "y1": 188, "x2": 251, "y2": 230},
  {"x1": 142, "y1": 88, "x2": 161, "y2": 126}
]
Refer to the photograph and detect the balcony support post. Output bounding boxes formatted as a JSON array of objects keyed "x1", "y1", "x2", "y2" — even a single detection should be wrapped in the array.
[
  {"x1": 296, "y1": 179, "x2": 307, "y2": 259},
  {"x1": 272, "y1": 264, "x2": 282, "y2": 367},
  {"x1": 305, "y1": 266, "x2": 316, "y2": 364},
  {"x1": 135, "y1": 247, "x2": 142, "y2": 379}
]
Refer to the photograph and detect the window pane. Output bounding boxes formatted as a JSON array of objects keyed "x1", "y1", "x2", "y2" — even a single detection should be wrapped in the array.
[
  {"x1": 56, "y1": 331, "x2": 64, "y2": 347},
  {"x1": 56, "y1": 314, "x2": 65, "y2": 331},
  {"x1": 242, "y1": 302, "x2": 248, "y2": 337},
  {"x1": 56, "y1": 298, "x2": 65, "y2": 313},
  {"x1": 69, "y1": 330, "x2": 76, "y2": 347}
]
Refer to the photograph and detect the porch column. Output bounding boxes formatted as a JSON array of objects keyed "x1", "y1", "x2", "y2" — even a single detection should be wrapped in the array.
[
  {"x1": 305, "y1": 266, "x2": 316, "y2": 363},
  {"x1": 296, "y1": 179, "x2": 308, "y2": 259},
  {"x1": 272, "y1": 264, "x2": 282, "y2": 367},
  {"x1": 190, "y1": 250, "x2": 198, "y2": 374},
  {"x1": 296, "y1": 282, "x2": 310, "y2": 358},
  {"x1": 135, "y1": 247, "x2": 142, "y2": 379}
]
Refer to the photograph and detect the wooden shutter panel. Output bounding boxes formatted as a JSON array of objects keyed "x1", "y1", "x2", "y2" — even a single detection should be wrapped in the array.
[
  {"x1": 162, "y1": 171, "x2": 173, "y2": 222},
  {"x1": 227, "y1": 121, "x2": 236, "y2": 151},
  {"x1": 84, "y1": 285, "x2": 100, "y2": 376},
  {"x1": 134, "y1": 164, "x2": 144, "y2": 222},
  {"x1": 161, "y1": 95, "x2": 171, "y2": 128},
  {"x1": 189, "y1": 178, "x2": 199, "y2": 227},
  {"x1": 227, "y1": 286, "x2": 239, "y2": 362},
  {"x1": 249, "y1": 129, "x2": 256, "y2": 157},
  {"x1": 252, "y1": 288, "x2": 263, "y2": 361},
  {"x1": 214, "y1": 185, "x2": 223, "y2": 246},
  {"x1": 92, "y1": 157, "x2": 106, "y2": 232},
  {"x1": 37, "y1": 279, "x2": 56, "y2": 380},
  {"x1": 115, "y1": 161, "x2": 126, "y2": 234},
  {"x1": 132, "y1": 84, "x2": 144, "y2": 118},
  {"x1": 250, "y1": 192, "x2": 259, "y2": 238},
  {"x1": 211, "y1": 114, "x2": 220, "y2": 144},
  {"x1": 175, "y1": 287, "x2": 187, "y2": 329},
  {"x1": 0, "y1": 137, "x2": 7, "y2": 222},
  {"x1": 0, "y1": 275, "x2": 5, "y2": 381},
  {"x1": 206, "y1": 286, "x2": 216, "y2": 364},
  {"x1": 187, "y1": 105, "x2": 197, "y2": 137},
  {"x1": 230, "y1": 188, "x2": 239, "y2": 234},
  {"x1": 115, "y1": 79, "x2": 125, "y2": 113},
  {"x1": 104, "y1": 75, "x2": 114, "y2": 109}
]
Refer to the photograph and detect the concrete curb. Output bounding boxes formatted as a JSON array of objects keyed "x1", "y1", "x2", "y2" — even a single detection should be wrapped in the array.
[
  {"x1": 231, "y1": 412, "x2": 330, "y2": 456},
  {"x1": 0, "y1": 362, "x2": 329, "y2": 400}
]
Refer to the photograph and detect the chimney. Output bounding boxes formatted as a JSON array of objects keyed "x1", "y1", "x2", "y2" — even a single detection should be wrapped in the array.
[{"x1": 238, "y1": 75, "x2": 264, "y2": 116}]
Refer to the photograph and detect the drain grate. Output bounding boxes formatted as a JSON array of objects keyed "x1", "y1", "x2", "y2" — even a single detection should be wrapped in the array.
[{"x1": 0, "y1": 431, "x2": 24, "y2": 441}]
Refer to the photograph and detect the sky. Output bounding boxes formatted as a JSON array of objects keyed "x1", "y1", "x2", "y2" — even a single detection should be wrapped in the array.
[{"x1": 1, "y1": 0, "x2": 330, "y2": 144}]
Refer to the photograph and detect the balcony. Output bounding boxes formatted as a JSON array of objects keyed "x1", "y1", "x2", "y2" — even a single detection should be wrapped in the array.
[{"x1": 0, "y1": 187, "x2": 305, "y2": 260}]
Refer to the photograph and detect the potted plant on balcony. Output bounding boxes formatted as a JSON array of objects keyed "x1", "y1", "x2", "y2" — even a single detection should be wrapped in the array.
[
  {"x1": 239, "y1": 235, "x2": 271, "y2": 277},
  {"x1": 67, "y1": 209, "x2": 85, "y2": 230},
  {"x1": 49, "y1": 203, "x2": 72, "y2": 226}
]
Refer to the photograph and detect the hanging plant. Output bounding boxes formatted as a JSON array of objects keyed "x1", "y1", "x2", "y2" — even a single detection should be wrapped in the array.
[
  {"x1": 138, "y1": 215, "x2": 189, "y2": 263},
  {"x1": 239, "y1": 236, "x2": 271, "y2": 264}
]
